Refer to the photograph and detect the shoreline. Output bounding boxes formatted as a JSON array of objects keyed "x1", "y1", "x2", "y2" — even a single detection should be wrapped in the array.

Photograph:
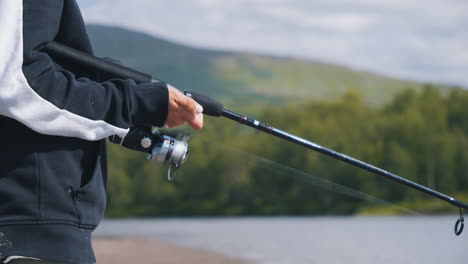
[{"x1": 92, "y1": 237, "x2": 251, "y2": 264}]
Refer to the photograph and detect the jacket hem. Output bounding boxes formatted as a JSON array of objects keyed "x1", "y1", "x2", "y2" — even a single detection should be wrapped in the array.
[{"x1": 0, "y1": 223, "x2": 96, "y2": 264}]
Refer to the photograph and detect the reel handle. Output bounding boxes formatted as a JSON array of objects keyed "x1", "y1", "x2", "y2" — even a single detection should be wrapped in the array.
[{"x1": 184, "y1": 91, "x2": 224, "y2": 117}]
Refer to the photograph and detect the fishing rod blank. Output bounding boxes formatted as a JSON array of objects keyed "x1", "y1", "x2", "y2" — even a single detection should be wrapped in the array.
[
  {"x1": 42, "y1": 41, "x2": 466, "y2": 236},
  {"x1": 186, "y1": 91, "x2": 466, "y2": 236}
]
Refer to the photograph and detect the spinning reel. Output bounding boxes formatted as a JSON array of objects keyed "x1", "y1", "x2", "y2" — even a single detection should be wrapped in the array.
[{"x1": 110, "y1": 126, "x2": 190, "y2": 180}]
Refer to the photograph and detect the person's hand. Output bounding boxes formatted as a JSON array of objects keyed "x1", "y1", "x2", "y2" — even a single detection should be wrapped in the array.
[{"x1": 165, "y1": 84, "x2": 204, "y2": 130}]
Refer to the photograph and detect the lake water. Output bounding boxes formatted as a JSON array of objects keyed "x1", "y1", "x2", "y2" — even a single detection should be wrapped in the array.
[{"x1": 94, "y1": 216, "x2": 468, "y2": 264}]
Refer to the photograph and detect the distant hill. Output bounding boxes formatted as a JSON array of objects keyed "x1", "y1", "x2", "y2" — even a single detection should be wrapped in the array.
[{"x1": 87, "y1": 25, "x2": 450, "y2": 107}]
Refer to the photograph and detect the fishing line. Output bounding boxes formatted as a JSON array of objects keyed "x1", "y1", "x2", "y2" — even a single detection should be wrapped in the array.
[{"x1": 196, "y1": 135, "x2": 420, "y2": 216}]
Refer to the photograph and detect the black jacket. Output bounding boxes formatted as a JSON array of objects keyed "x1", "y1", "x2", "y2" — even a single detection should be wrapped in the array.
[{"x1": 0, "y1": 1, "x2": 168, "y2": 263}]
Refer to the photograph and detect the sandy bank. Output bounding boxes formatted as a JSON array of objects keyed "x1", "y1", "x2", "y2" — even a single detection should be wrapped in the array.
[{"x1": 92, "y1": 237, "x2": 251, "y2": 264}]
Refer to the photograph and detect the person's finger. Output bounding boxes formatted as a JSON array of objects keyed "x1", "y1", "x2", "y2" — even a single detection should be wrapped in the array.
[
  {"x1": 166, "y1": 109, "x2": 203, "y2": 130},
  {"x1": 188, "y1": 113, "x2": 203, "y2": 130},
  {"x1": 164, "y1": 119, "x2": 184, "y2": 129},
  {"x1": 182, "y1": 111, "x2": 203, "y2": 130},
  {"x1": 176, "y1": 95, "x2": 203, "y2": 114}
]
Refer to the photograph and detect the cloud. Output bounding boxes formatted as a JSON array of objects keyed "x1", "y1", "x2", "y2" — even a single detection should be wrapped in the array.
[{"x1": 77, "y1": 0, "x2": 468, "y2": 87}]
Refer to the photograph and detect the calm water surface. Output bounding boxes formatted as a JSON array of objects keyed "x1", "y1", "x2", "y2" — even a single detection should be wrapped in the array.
[{"x1": 94, "y1": 216, "x2": 467, "y2": 264}]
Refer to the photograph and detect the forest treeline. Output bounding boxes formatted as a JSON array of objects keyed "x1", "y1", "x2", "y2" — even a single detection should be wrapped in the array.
[{"x1": 105, "y1": 85, "x2": 468, "y2": 217}]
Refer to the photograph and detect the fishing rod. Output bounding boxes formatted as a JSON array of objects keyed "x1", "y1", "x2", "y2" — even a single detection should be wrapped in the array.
[
  {"x1": 183, "y1": 92, "x2": 467, "y2": 235},
  {"x1": 42, "y1": 41, "x2": 467, "y2": 236}
]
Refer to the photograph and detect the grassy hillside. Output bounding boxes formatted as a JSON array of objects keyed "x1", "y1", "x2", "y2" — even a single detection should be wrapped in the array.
[{"x1": 87, "y1": 25, "x2": 447, "y2": 107}]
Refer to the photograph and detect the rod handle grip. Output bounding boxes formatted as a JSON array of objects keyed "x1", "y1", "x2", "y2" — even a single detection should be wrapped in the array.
[
  {"x1": 41, "y1": 41, "x2": 152, "y2": 84},
  {"x1": 184, "y1": 91, "x2": 224, "y2": 117}
]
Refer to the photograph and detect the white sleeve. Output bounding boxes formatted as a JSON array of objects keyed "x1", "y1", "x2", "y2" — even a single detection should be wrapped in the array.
[{"x1": 0, "y1": 1, "x2": 128, "y2": 141}]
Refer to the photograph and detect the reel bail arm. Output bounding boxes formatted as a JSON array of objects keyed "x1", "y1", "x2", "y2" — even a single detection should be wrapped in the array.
[{"x1": 455, "y1": 207, "x2": 464, "y2": 236}]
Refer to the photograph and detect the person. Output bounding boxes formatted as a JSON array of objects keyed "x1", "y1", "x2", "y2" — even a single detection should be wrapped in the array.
[{"x1": 0, "y1": 1, "x2": 203, "y2": 263}]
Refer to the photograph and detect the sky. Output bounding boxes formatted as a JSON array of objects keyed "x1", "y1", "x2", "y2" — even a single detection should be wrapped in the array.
[{"x1": 77, "y1": 0, "x2": 468, "y2": 87}]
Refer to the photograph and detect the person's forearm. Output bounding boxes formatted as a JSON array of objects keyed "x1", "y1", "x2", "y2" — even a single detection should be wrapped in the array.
[{"x1": 0, "y1": 0, "x2": 171, "y2": 141}]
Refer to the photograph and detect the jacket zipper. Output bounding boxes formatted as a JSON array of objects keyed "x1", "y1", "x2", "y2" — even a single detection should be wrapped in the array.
[{"x1": 68, "y1": 187, "x2": 82, "y2": 224}]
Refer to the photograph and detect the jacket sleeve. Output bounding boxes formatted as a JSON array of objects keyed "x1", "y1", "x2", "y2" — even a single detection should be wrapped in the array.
[{"x1": 0, "y1": 0, "x2": 168, "y2": 141}]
